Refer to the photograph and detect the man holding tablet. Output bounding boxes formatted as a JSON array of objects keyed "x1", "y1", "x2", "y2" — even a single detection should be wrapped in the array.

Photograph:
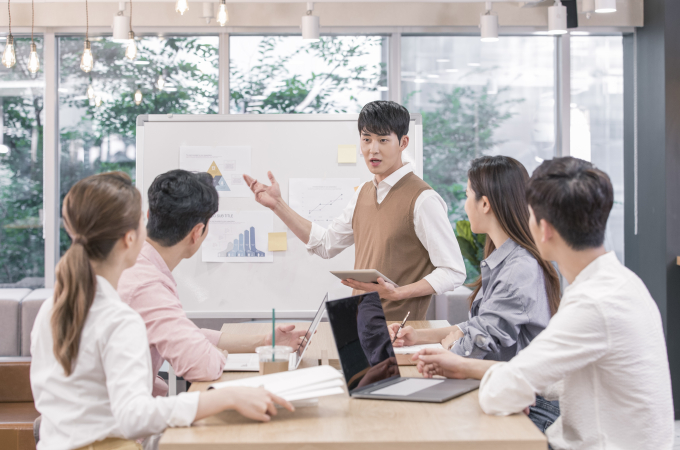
[{"x1": 244, "y1": 101, "x2": 466, "y2": 320}]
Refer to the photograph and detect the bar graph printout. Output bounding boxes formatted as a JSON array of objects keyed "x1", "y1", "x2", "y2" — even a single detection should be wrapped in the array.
[
  {"x1": 202, "y1": 210, "x2": 274, "y2": 263},
  {"x1": 289, "y1": 178, "x2": 361, "y2": 228}
]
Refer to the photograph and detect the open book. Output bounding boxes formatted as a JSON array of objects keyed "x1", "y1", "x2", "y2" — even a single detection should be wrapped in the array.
[{"x1": 209, "y1": 365, "x2": 345, "y2": 403}]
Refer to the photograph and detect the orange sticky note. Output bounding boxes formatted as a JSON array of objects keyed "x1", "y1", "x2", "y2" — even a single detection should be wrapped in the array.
[
  {"x1": 268, "y1": 232, "x2": 287, "y2": 252},
  {"x1": 354, "y1": 186, "x2": 359, "y2": 192}
]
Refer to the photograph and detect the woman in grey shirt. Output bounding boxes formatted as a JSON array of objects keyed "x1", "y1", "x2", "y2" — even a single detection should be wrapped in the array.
[{"x1": 389, "y1": 155, "x2": 561, "y2": 431}]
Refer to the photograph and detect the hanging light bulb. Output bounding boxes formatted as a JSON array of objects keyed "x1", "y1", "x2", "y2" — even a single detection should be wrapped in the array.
[
  {"x1": 2, "y1": 35, "x2": 16, "y2": 69},
  {"x1": 134, "y1": 85, "x2": 142, "y2": 105},
  {"x1": 125, "y1": 31, "x2": 137, "y2": 60},
  {"x1": 27, "y1": 0, "x2": 39, "y2": 73},
  {"x1": 94, "y1": 96, "x2": 102, "y2": 107},
  {"x1": 87, "y1": 81, "x2": 95, "y2": 99},
  {"x1": 217, "y1": 0, "x2": 228, "y2": 26},
  {"x1": 156, "y1": 71, "x2": 165, "y2": 91},
  {"x1": 175, "y1": 0, "x2": 189, "y2": 15},
  {"x1": 81, "y1": 40, "x2": 94, "y2": 72}
]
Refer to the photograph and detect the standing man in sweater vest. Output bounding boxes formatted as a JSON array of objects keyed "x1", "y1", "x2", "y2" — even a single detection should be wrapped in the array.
[{"x1": 244, "y1": 101, "x2": 466, "y2": 320}]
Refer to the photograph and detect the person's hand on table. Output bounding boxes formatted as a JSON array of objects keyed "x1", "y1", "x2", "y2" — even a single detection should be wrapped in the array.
[
  {"x1": 266, "y1": 324, "x2": 307, "y2": 347},
  {"x1": 412, "y1": 348, "x2": 470, "y2": 379},
  {"x1": 388, "y1": 324, "x2": 418, "y2": 347},
  {"x1": 341, "y1": 277, "x2": 401, "y2": 301},
  {"x1": 243, "y1": 172, "x2": 282, "y2": 210},
  {"x1": 223, "y1": 386, "x2": 294, "y2": 422},
  {"x1": 440, "y1": 327, "x2": 464, "y2": 350}
]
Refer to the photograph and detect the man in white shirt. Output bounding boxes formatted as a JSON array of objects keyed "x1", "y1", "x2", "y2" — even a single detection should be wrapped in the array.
[
  {"x1": 243, "y1": 101, "x2": 466, "y2": 320},
  {"x1": 413, "y1": 157, "x2": 674, "y2": 449}
]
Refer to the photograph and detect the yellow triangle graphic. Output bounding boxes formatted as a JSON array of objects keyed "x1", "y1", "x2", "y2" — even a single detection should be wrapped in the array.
[{"x1": 207, "y1": 161, "x2": 222, "y2": 177}]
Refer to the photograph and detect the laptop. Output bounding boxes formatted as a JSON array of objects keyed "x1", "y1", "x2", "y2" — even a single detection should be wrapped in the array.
[
  {"x1": 326, "y1": 292, "x2": 480, "y2": 402},
  {"x1": 289, "y1": 293, "x2": 328, "y2": 370}
]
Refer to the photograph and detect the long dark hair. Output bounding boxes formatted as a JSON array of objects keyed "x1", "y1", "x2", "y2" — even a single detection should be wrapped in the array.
[
  {"x1": 51, "y1": 172, "x2": 141, "y2": 376},
  {"x1": 467, "y1": 156, "x2": 561, "y2": 316}
]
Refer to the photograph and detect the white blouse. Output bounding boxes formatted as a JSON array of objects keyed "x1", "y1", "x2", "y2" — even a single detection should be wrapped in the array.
[{"x1": 30, "y1": 275, "x2": 200, "y2": 450}]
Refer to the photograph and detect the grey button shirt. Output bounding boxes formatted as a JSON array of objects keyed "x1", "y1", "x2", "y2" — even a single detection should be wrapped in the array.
[{"x1": 451, "y1": 238, "x2": 551, "y2": 362}]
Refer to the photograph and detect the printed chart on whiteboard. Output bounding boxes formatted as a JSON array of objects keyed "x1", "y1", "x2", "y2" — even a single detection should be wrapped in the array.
[
  {"x1": 202, "y1": 211, "x2": 274, "y2": 263},
  {"x1": 289, "y1": 178, "x2": 360, "y2": 228},
  {"x1": 179, "y1": 146, "x2": 251, "y2": 198}
]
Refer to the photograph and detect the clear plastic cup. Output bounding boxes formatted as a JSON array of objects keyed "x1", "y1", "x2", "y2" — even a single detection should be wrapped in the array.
[{"x1": 255, "y1": 345, "x2": 293, "y2": 375}]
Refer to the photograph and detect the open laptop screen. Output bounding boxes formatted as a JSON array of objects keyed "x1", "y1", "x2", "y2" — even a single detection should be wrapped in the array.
[{"x1": 326, "y1": 292, "x2": 399, "y2": 393}]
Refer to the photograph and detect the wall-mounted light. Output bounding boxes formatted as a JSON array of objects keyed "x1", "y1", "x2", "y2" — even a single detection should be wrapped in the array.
[
  {"x1": 301, "y1": 2, "x2": 320, "y2": 41},
  {"x1": 2, "y1": 0, "x2": 16, "y2": 69},
  {"x1": 81, "y1": 0, "x2": 94, "y2": 72},
  {"x1": 480, "y1": 2, "x2": 498, "y2": 43},
  {"x1": 548, "y1": 0, "x2": 567, "y2": 35},
  {"x1": 134, "y1": 85, "x2": 142, "y2": 105},
  {"x1": 175, "y1": 0, "x2": 189, "y2": 16},
  {"x1": 595, "y1": 0, "x2": 616, "y2": 13},
  {"x1": 112, "y1": 2, "x2": 130, "y2": 42},
  {"x1": 217, "y1": 0, "x2": 228, "y2": 26}
]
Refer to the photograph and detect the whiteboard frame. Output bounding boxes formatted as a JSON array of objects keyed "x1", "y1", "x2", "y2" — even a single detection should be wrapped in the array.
[{"x1": 135, "y1": 113, "x2": 423, "y2": 319}]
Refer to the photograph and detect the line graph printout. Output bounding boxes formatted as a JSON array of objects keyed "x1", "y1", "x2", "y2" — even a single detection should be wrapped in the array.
[
  {"x1": 179, "y1": 146, "x2": 251, "y2": 198},
  {"x1": 289, "y1": 178, "x2": 360, "y2": 228},
  {"x1": 202, "y1": 210, "x2": 274, "y2": 263}
]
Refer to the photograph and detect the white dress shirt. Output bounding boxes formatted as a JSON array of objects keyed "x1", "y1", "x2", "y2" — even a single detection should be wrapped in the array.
[
  {"x1": 30, "y1": 276, "x2": 200, "y2": 450},
  {"x1": 478, "y1": 252, "x2": 674, "y2": 450},
  {"x1": 306, "y1": 163, "x2": 466, "y2": 294}
]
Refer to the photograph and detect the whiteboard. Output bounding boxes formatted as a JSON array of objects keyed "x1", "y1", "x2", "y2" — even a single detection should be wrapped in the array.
[{"x1": 136, "y1": 114, "x2": 423, "y2": 318}]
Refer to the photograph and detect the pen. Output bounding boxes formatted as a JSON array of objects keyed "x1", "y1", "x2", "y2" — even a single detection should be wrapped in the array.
[{"x1": 391, "y1": 311, "x2": 410, "y2": 345}]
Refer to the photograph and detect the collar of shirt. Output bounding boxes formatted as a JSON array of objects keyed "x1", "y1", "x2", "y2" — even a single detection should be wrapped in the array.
[
  {"x1": 564, "y1": 251, "x2": 618, "y2": 294},
  {"x1": 481, "y1": 238, "x2": 520, "y2": 271},
  {"x1": 371, "y1": 163, "x2": 414, "y2": 203},
  {"x1": 95, "y1": 274, "x2": 120, "y2": 301},
  {"x1": 139, "y1": 241, "x2": 177, "y2": 287}
]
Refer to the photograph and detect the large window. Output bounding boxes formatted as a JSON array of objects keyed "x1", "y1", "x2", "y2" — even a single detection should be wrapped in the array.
[
  {"x1": 0, "y1": 36, "x2": 44, "y2": 287},
  {"x1": 58, "y1": 35, "x2": 219, "y2": 254},
  {"x1": 402, "y1": 36, "x2": 555, "y2": 281},
  {"x1": 230, "y1": 36, "x2": 388, "y2": 114},
  {"x1": 571, "y1": 36, "x2": 624, "y2": 262}
]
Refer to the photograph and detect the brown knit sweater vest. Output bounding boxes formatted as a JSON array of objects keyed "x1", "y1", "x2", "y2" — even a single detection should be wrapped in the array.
[{"x1": 351, "y1": 172, "x2": 436, "y2": 321}]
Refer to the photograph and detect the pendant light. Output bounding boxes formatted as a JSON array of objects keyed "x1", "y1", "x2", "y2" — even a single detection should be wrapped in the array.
[
  {"x1": 480, "y1": 2, "x2": 498, "y2": 43},
  {"x1": 112, "y1": 2, "x2": 130, "y2": 42},
  {"x1": 2, "y1": 0, "x2": 16, "y2": 69},
  {"x1": 156, "y1": 70, "x2": 165, "y2": 91},
  {"x1": 175, "y1": 0, "x2": 189, "y2": 16},
  {"x1": 548, "y1": 0, "x2": 567, "y2": 35},
  {"x1": 125, "y1": 0, "x2": 136, "y2": 60},
  {"x1": 87, "y1": 77, "x2": 95, "y2": 99},
  {"x1": 134, "y1": 85, "x2": 142, "y2": 105},
  {"x1": 94, "y1": 96, "x2": 102, "y2": 107},
  {"x1": 217, "y1": 0, "x2": 228, "y2": 26},
  {"x1": 27, "y1": 0, "x2": 39, "y2": 73},
  {"x1": 301, "y1": 2, "x2": 320, "y2": 41},
  {"x1": 81, "y1": 0, "x2": 94, "y2": 72}
]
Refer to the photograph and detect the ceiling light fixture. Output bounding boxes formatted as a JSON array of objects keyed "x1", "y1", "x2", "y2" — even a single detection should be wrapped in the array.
[
  {"x1": 217, "y1": 0, "x2": 228, "y2": 26},
  {"x1": 548, "y1": 0, "x2": 568, "y2": 35},
  {"x1": 480, "y1": 1, "x2": 499, "y2": 43},
  {"x1": 175, "y1": 0, "x2": 189, "y2": 16},
  {"x1": 595, "y1": 0, "x2": 616, "y2": 13},
  {"x1": 125, "y1": 0, "x2": 136, "y2": 60},
  {"x1": 81, "y1": 0, "x2": 94, "y2": 72},
  {"x1": 112, "y1": 2, "x2": 130, "y2": 42},
  {"x1": 28, "y1": 0, "x2": 39, "y2": 73},
  {"x1": 301, "y1": 2, "x2": 320, "y2": 41},
  {"x1": 202, "y1": 2, "x2": 215, "y2": 24},
  {"x1": 581, "y1": 0, "x2": 595, "y2": 19},
  {"x1": 2, "y1": 0, "x2": 16, "y2": 69},
  {"x1": 134, "y1": 85, "x2": 142, "y2": 105}
]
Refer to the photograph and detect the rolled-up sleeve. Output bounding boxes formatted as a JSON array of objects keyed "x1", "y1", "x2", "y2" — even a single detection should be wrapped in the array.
[{"x1": 131, "y1": 283, "x2": 226, "y2": 382}]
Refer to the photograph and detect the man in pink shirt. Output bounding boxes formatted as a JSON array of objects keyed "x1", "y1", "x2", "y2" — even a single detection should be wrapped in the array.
[{"x1": 119, "y1": 170, "x2": 306, "y2": 397}]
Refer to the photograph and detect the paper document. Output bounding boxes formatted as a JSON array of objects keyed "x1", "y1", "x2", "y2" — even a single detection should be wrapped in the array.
[
  {"x1": 223, "y1": 353, "x2": 259, "y2": 372},
  {"x1": 337, "y1": 144, "x2": 357, "y2": 163},
  {"x1": 179, "y1": 146, "x2": 251, "y2": 198},
  {"x1": 289, "y1": 178, "x2": 360, "y2": 228},
  {"x1": 202, "y1": 211, "x2": 274, "y2": 263},
  {"x1": 268, "y1": 232, "x2": 288, "y2": 252},
  {"x1": 209, "y1": 365, "x2": 345, "y2": 402},
  {"x1": 392, "y1": 343, "x2": 444, "y2": 355},
  {"x1": 371, "y1": 379, "x2": 444, "y2": 397}
]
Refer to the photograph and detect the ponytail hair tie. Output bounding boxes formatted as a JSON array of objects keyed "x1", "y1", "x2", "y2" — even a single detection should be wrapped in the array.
[{"x1": 73, "y1": 235, "x2": 88, "y2": 246}]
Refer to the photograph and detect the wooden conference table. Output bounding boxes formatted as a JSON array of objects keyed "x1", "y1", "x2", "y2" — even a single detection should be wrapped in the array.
[{"x1": 159, "y1": 321, "x2": 547, "y2": 450}]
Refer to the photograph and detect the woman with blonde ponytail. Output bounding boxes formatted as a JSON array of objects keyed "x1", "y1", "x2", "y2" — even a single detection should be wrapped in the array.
[{"x1": 30, "y1": 173, "x2": 294, "y2": 450}]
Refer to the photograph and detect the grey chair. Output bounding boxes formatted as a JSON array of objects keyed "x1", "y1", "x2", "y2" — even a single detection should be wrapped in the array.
[
  {"x1": 20, "y1": 289, "x2": 53, "y2": 357},
  {"x1": 0, "y1": 289, "x2": 32, "y2": 356}
]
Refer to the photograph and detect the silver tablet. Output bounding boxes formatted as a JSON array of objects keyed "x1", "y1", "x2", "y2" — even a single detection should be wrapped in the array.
[{"x1": 330, "y1": 269, "x2": 399, "y2": 288}]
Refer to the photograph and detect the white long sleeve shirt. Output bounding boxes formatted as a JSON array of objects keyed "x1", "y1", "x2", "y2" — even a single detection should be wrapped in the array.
[
  {"x1": 306, "y1": 163, "x2": 466, "y2": 294},
  {"x1": 478, "y1": 252, "x2": 674, "y2": 450},
  {"x1": 30, "y1": 276, "x2": 200, "y2": 450}
]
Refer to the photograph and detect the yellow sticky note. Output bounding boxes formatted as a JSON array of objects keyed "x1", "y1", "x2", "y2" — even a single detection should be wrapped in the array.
[
  {"x1": 338, "y1": 145, "x2": 357, "y2": 164},
  {"x1": 354, "y1": 186, "x2": 359, "y2": 192},
  {"x1": 268, "y1": 232, "x2": 288, "y2": 252}
]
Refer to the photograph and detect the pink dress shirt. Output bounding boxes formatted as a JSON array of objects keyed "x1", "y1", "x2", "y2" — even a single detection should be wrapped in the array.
[{"x1": 118, "y1": 242, "x2": 226, "y2": 397}]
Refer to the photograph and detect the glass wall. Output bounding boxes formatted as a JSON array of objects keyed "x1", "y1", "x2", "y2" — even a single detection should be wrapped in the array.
[
  {"x1": 0, "y1": 36, "x2": 44, "y2": 287},
  {"x1": 571, "y1": 36, "x2": 624, "y2": 262},
  {"x1": 58, "y1": 35, "x2": 219, "y2": 254},
  {"x1": 402, "y1": 36, "x2": 555, "y2": 281},
  {"x1": 230, "y1": 36, "x2": 388, "y2": 114}
]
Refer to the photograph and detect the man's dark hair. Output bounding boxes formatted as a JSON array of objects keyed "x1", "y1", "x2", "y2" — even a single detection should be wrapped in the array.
[
  {"x1": 358, "y1": 101, "x2": 410, "y2": 141},
  {"x1": 147, "y1": 169, "x2": 219, "y2": 247},
  {"x1": 526, "y1": 157, "x2": 613, "y2": 250}
]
